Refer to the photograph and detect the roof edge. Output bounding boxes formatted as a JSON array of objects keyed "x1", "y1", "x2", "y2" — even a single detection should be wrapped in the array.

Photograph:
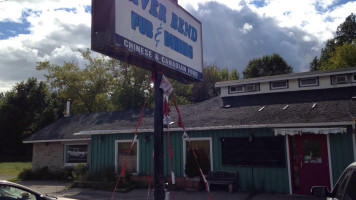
[
  {"x1": 23, "y1": 138, "x2": 91, "y2": 144},
  {"x1": 74, "y1": 121, "x2": 355, "y2": 135}
]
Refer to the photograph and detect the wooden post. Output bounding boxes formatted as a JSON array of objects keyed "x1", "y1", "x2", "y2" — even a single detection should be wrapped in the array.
[{"x1": 154, "y1": 72, "x2": 165, "y2": 200}]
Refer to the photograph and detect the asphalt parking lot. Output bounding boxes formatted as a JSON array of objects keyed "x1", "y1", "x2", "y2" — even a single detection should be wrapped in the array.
[{"x1": 17, "y1": 181, "x2": 325, "y2": 200}]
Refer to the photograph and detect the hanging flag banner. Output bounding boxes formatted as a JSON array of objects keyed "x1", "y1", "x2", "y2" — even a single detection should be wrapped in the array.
[
  {"x1": 92, "y1": 0, "x2": 203, "y2": 83},
  {"x1": 160, "y1": 75, "x2": 173, "y2": 96}
]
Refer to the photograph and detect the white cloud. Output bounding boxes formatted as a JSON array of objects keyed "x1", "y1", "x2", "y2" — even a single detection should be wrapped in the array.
[
  {"x1": 240, "y1": 23, "x2": 253, "y2": 34},
  {"x1": 0, "y1": 0, "x2": 354, "y2": 92},
  {"x1": 0, "y1": 0, "x2": 90, "y2": 92}
]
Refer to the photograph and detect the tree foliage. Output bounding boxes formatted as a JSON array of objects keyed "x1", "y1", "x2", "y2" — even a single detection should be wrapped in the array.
[
  {"x1": 0, "y1": 78, "x2": 59, "y2": 160},
  {"x1": 36, "y1": 49, "x2": 116, "y2": 114},
  {"x1": 310, "y1": 13, "x2": 356, "y2": 71},
  {"x1": 322, "y1": 39, "x2": 356, "y2": 69},
  {"x1": 243, "y1": 53, "x2": 293, "y2": 78},
  {"x1": 191, "y1": 65, "x2": 239, "y2": 103}
]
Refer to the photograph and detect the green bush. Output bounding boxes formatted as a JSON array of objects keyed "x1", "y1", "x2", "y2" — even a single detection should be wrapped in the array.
[
  {"x1": 18, "y1": 168, "x2": 34, "y2": 180},
  {"x1": 18, "y1": 167, "x2": 74, "y2": 180},
  {"x1": 72, "y1": 164, "x2": 89, "y2": 182}
]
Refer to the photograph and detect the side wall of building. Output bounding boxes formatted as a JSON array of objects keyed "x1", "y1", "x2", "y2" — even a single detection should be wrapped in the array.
[
  {"x1": 32, "y1": 141, "x2": 91, "y2": 171},
  {"x1": 90, "y1": 128, "x2": 290, "y2": 193}
]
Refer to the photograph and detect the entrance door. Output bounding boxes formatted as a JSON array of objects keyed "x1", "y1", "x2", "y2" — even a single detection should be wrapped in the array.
[{"x1": 289, "y1": 134, "x2": 330, "y2": 195}]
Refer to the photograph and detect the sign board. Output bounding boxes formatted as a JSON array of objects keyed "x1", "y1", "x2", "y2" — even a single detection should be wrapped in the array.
[{"x1": 92, "y1": 0, "x2": 203, "y2": 83}]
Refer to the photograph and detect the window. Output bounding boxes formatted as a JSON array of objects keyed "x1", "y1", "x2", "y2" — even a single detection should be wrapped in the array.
[
  {"x1": 115, "y1": 140, "x2": 139, "y2": 174},
  {"x1": 332, "y1": 75, "x2": 348, "y2": 84},
  {"x1": 183, "y1": 138, "x2": 212, "y2": 176},
  {"x1": 64, "y1": 144, "x2": 88, "y2": 164},
  {"x1": 299, "y1": 77, "x2": 318, "y2": 87},
  {"x1": 246, "y1": 84, "x2": 257, "y2": 92},
  {"x1": 333, "y1": 168, "x2": 352, "y2": 199},
  {"x1": 221, "y1": 137, "x2": 285, "y2": 167},
  {"x1": 344, "y1": 170, "x2": 356, "y2": 200},
  {"x1": 270, "y1": 80, "x2": 288, "y2": 90},
  {"x1": 352, "y1": 74, "x2": 356, "y2": 82},
  {"x1": 229, "y1": 85, "x2": 244, "y2": 93},
  {"x1": 0, "y1": 185, "x2": 37, "y2": 200}
]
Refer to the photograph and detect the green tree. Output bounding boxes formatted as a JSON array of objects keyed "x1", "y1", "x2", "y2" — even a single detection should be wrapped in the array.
[
  {"x1": 110, "y1": 62, "x2": 152, "y2": 110},
  {"x1": 336, "y1": 13, "x2": 356, "y2": 45},
  {"x1": 322, "y1": 39, "x2": 356, "y2": 69},
  {"x1": 309, "y1": 56, "x2": 320, "y2": 71},
  {"x1": 190, "y1": 65, "x2": 239, "y2": 103},
  {"x1": 243, "y1": 53, "x2": 293, "y2": 78},
  {"x1": 36, "y1": 49, "x2": 115, "y2": 113},
  {"x1": 0, "y1": 78, "x2": 57, "y2": 160},
  {"x1": 310, "y1": 13, "x2": 356, "y2": 70},
  {"x1": 229, "y1": 69, "x2": 240, "y2": 80}
]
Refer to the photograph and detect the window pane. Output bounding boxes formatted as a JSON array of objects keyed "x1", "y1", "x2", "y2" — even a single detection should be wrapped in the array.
[
  {"x1": 303, "y1": 140, "x2": 322, "y2": 163},
  {"x1": 118, "y1": 142, "x2": 137, "y2": 173},
  {"x1": 186, "y1": 140, "x2": 211, "y2": 175},
  {"x1": 345, "y1": 170, "x2": 356, "y2": 199},
  {"x1": 334, "y1": 169, "x2": 352, "y2": 198},
  {"x1": 300, "y1": 78, "x2": 317, "y2": 86},
  {"x1": 0, "y1": 185, "x2": 36, "y2": 200},
  {"x1": 271, "y1": 81, "x2": 287, "y2": 89},
  {"x1": 65, "y1": 145, "x2": 88, "y2": 164}
]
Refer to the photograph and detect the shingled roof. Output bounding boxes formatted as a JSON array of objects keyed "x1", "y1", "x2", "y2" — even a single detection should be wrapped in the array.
[{"x1": 23, "y1": 97, "x2": 356, "y2": 142}]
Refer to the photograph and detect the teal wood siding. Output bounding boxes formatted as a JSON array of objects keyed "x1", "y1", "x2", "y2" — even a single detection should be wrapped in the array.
[
  {"x1": 209, "y1": 128, "x2": 289, "y2": 193},
  {"x1": 90, "y1": 128, "x2": 289, "y2": 193},
  {"x1": 329, "y1": 130, "x2": 355, "y2": 186}
]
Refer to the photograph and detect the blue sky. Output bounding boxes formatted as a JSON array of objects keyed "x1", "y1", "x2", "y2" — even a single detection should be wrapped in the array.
[{"x1": 0, "y1": 0, "x2": 355, "y2": 92}]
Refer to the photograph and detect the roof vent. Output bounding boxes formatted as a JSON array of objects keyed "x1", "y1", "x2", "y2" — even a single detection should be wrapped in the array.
[
  {"x1": 224, "y1": 104, "x2": 231, "y2": 108},
  {"x1": 312, "y1": 102, "x2": 317, "y2": 108},
  {"x1": 258, "y1": 106, "x2": 266, "y2": 112}
]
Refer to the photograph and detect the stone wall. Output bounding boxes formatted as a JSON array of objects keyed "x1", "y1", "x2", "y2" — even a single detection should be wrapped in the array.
[{"x1": 32, "y1": 141, "x2": 90, "y2": 171}]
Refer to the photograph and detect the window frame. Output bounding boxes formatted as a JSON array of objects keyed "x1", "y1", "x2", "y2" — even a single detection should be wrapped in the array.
[
  {"x1": 115, "y1": 139, "x2": 140, "y2": 174},
  {"x1": 229, "y1": 85, "x2": 244, "y2": 93},
  {"x1": 352, "y1": 73, "x2": 356, "y2": 82},
  {"x1": 299, "y1": 77, "x2": 319, "y2": 87},
  {"x1": 332, "y1": 75, "x2": 349, "y2": 85},
  {"x1": 270, "y1": 80, "x2": 289, "y2": 90},
  {"x1": 245, "y1": 84, "x2": 258, "y2": 92},
  {"x1": 182, "y1": 137, "x2": 213, "y2": 176},
  {"x1": 63, "y1": 143, "x2": 88, "y2": 166}
]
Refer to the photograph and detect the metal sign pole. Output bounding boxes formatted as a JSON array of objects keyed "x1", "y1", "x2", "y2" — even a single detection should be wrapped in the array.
[{"x1": 154, "y1": 71, "x2": 165, "y2": 200}]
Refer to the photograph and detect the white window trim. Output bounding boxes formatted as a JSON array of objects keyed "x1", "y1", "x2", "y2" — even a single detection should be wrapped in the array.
[
  {"x1": 182, "y1": 137, "x2": 213, "y2": 177},
  {"x1": 271, "y1": 80, "x2": 288, "y2": 90},
  {"x1": 63, "y1": 143, "x2": 88, "y2": 167},
  {"x1": 299, "y1": 77, "x2": 318, "y2": 87},
  {"x1": 115, "y1": 139, "x2": 139, "y2": 174}
]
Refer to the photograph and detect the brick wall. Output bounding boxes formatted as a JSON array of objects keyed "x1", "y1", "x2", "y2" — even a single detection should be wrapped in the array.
[{"x1": 32, "y1": 141, "x2": 90, "y2": 171}]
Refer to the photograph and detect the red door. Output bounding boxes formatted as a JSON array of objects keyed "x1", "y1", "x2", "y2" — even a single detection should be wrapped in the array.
[{"x1": 289, "y1": 134, "x2": 331, "y2": 195}]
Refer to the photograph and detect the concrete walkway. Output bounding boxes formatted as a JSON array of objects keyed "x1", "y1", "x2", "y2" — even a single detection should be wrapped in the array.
[{"x1": 18, "y1": 181, "x2": 324, "y2": 200}]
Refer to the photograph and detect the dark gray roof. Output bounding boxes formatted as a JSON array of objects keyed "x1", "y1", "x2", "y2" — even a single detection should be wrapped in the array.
[{"x1": 24, "y1": 97, "x2": 356, "y2": 142}]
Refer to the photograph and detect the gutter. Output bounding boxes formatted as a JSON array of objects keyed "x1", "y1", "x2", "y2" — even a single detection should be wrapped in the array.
[
  {"x1": 74, "y1": 121, "x2": 355, "y2": 136},
  {"x1": 23, "y1": 138, "x2": 91, "y2": 144}
]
